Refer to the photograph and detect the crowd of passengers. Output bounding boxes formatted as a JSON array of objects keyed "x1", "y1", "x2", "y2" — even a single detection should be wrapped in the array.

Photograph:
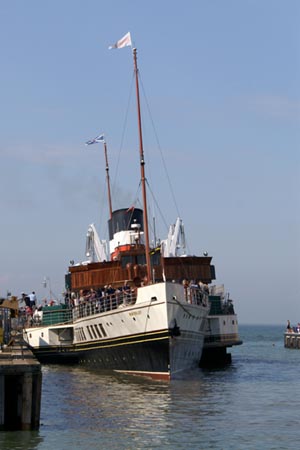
[
  {"x1": 19, "y1": 279, "x2": 211, "y2": 325},
  {"x1": 65, "y1": 281, "x2": 134, "y2": 312},
  {"x1": 286, "y1": 320, "x2": 300, "y2": 333},
  {"x1": 65, "y1": 279, "x2": 210, "y2": 310},
  {"x1": 61, "y1": 279, "x2": 211, "y2": 314}
]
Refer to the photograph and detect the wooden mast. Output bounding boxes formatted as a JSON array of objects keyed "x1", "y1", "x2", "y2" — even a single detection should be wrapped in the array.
[
  {"x1": 103, "y1": 140, "x2": 113, "y2": 219},
  {"x1": 132, "y1": 47, "x2": 152, "y2": 283}
]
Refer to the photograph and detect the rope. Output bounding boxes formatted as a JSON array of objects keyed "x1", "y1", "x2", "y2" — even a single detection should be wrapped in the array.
[
  {"x1": 171, "y1": 295, "x2": 204, "y2": 320},
  {"x1": 139, "y1": 75, "x2": 181, "y2": 218}
]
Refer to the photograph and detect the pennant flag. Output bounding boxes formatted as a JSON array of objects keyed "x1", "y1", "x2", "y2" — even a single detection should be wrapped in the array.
[
  {"x1": 85, "y1": 134, "x2": 105, "y2": 145},
  {"x1": 109, "y1": 32, "x2": 132, "y2": 50}
]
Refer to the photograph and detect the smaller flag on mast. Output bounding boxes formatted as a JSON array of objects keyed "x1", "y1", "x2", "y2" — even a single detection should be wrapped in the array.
[
  {"x1": 109, "y1": 32, "x2": 132, "y2": 50},
  {"x1": 85, "y1": 134, "x2": 105, "y2": 146}
]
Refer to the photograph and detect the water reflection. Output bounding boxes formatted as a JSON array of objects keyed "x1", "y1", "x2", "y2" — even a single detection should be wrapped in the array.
[
  {"x1": 0, "y1": 431, "x2": 43, "y2": 450},
  {"x1": 39, "y1": 365, "x2": 238, "y2": 448},
  {"x1": 2, "y1": 326, "x2": 298, "y2": 449}
]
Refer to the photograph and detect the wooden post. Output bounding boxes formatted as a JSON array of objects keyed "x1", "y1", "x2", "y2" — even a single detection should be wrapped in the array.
[
  {"x1": 21, "y1": 373, "x2": 33, "y2": 430},
  {"x1": 31, "y1": 371, "x2": 42, "y2": 429},
  {"x1": 0, "y1": 375, "x2": 4, "y2": 427}
]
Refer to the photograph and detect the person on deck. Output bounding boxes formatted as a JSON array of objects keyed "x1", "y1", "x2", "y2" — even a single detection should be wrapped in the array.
[
  {"x1": 21, "y1": 293, "x2": 31, "y2": 308},
  {"x1": 29, "y1": 291, "x2": 37, "y2": 308}
]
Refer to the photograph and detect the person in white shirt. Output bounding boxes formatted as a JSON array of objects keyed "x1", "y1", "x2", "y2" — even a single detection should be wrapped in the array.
[{"x1": 29, "y1": 291, "x2": 37, "y2": 308}]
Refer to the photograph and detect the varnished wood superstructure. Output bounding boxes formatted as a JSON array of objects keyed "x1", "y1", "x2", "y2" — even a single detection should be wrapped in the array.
[{"x1": 68, "y1": 255, "x2": 215, "y2": 292}]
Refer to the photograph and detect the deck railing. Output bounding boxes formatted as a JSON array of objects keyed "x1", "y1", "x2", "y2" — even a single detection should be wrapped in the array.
[
  {"x1": 24, "y1": 291, "x2": 137, "y2": 327},
  {"x1": 24, "y1": 285, "x2": 210, "y2": 327},
  {"x1": 208, "y1": 297, "x2": 235, "y2": 315},
  {"x1": 72, "y1": 291, "x2": 136, "y2": 320}
]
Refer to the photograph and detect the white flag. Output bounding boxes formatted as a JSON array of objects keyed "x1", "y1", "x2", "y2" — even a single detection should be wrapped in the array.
[
  {"x1": 85, "y1": 134, "x2": 105, "y2": 145},
  {"x1": 109, "y1": 32, "x2": 132, "y2": 50}
]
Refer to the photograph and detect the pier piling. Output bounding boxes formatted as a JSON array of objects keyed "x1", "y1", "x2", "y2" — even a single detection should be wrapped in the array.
[
  {"x1": 0, "y1": 334, "x2": 42, "y2": 431},
  {"x1": 284, "y1": 332, "x2": 300, "y2": 349}
]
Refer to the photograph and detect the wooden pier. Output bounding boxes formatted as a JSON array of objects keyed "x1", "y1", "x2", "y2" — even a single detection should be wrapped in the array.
[
  {"x1": 284, "y1": 332, "x2": 300, "y2": 349},
  {"x1": 0, "y1": 334, "x2": 42, "y2": 431}
]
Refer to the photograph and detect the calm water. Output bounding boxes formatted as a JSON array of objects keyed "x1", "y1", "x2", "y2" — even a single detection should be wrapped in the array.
[{"x1": 1, "y1": 325, "x2": 300, "y2": 450}]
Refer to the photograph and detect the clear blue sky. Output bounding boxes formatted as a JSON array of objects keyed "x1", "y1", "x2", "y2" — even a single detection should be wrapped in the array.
[{"x1": 0, "y1": 1, "x2": 299, "y2": 324}]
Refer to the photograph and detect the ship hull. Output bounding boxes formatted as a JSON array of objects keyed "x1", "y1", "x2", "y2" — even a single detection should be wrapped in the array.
[{"x1": 24, "y1": 282, "x2": 209, "y2": 381}]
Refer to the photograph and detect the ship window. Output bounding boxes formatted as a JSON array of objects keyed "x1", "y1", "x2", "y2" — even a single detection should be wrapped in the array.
[
  {"x1": 86, "y1": 326, "x2": 93, "y2": 339},
  {"x1": 77, "y1": 328, "x2": 83, "y2": 340},
  {"x1": 223, "y1": 321, "x2": 226, "y2": 325},
  {"x1": 136, "y1": 255, "x2": 146, "y2": 265},
  {"x1": 121, "y1": 255, "x2": 133, "y2": 268},
  {"x1": 41, "y1": 333, "x2": 44, "y2": 338},
  {"x1": 94, "y1": 325, "x2": 102, "y2": 338},
  {"x1": 99, "y1": 323, "x2": 107, "y2": 337},
  {"x1": 150, "y1": 252, "x2": 161, "y2": 266},
  {"x1": 232, "y1": 320, "x2": 235, "y2": 325},
  {"x1": 90, "y1": 325, "x2": 98, "y2": 339}
]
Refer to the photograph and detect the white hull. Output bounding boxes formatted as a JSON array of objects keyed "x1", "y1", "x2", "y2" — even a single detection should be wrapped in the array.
[{"x1": 24, "y1": 282, "x2": 209, "y2": 380}]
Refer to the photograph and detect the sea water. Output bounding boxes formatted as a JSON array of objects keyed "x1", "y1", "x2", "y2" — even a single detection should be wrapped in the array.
[{"x1": 1, "y1": 325, "x2": 300, "y2": 450}]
